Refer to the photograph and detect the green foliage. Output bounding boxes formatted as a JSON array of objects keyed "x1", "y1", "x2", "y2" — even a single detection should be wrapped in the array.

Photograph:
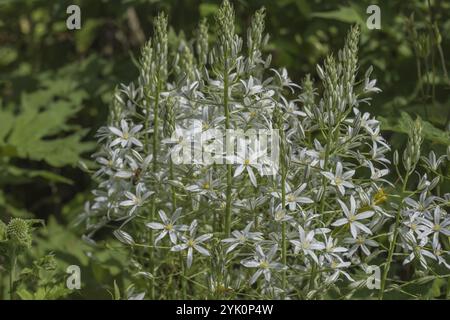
[
  {"x1": 0, "y1": 75, "x2": 95, "y2": 218},
  {"x1": 380, "y1": 112, "x2": 450, "y2": 146},
  {"x1": 14, "y1": 254, "x2": 72, "y2": 300},
  {"x1": 0, "y1": 78, "x2": 93, "y2": 166}
]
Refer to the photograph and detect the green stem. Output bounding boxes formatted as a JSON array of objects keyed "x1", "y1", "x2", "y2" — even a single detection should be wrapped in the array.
[
  {"x1": 379, "y1": 207, "x2": 401, "y2": 300},
  {"x1": 379, "y1": 173, "x2": 409, "y2": 300},
  {"x1": 148, "y1": 81, "x2": 161, "y2": 299},
  {"x1": 308, "y1": 264, "x2": 317, "y2": 294},
  {"x1": 280, "y1": 130, "x2": 287, "y2": 298},
  {"x1": 169, "y1": 159, "x2": 177, "y2": 208},
  {"x1": 9, "y1": 246, "x2": 17, "y2": 300},
  {"x1": 180, "y1": 255, "x2": 187, "y2": 299},
  {"x1": 319, "y1": 128, "x2": 333, "y2": 214},
  {"x1": 224, "y1": 62, "x2": 232, "y2": 236},
  {"x1": 254, "y1": 185, "x2": 259, "y2": 229}
]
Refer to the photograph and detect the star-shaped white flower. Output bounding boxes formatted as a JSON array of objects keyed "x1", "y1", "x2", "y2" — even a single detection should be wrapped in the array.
[
  {"x1": 321, "y1": 162, "x2": 355, "y2": 196},
  {"x1": 331, "y1": 196, "x2": 374, "y2": 238},
  {"x1": 109, "y1": 119, "x2": 143, "y2": 148}
]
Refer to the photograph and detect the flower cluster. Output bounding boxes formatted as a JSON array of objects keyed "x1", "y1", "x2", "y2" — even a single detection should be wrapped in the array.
[{"x1": 82, "y1": 0, "x2": 450, "y2": 299}]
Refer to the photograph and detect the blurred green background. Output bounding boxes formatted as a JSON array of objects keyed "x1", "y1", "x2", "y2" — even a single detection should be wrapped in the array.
[{"x1": 1, "y1": 0, "x2": 450, "y2": 299}]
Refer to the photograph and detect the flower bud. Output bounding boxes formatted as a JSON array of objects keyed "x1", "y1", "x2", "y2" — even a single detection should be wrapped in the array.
[{"x1": 7, "y1": 218, "x2": 32, "y2": 248}]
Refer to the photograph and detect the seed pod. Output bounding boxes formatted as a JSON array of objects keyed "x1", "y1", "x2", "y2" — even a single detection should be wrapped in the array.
[{"x1": 7, "y1": 218, "x2": 32, "y2": 248}]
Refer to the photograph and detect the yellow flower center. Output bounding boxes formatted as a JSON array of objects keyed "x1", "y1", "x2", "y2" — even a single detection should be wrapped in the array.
[
  {"x1": 374, "y1": 188, "x2": 387, "y2": 205},
  {"x1": 275, "y1": 210, "x2": 285, "y2": 220},
  {"x1": 356, "y1": 236, "x2": 365, "y2": 245},
  {"x1": 287, "y1": 194, "x2": 295, "y2": 202}
]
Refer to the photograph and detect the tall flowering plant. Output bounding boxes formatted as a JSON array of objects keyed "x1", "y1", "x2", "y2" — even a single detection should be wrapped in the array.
[{"x1": 81, "y1": 0, "x2": 450, "y2": 299}]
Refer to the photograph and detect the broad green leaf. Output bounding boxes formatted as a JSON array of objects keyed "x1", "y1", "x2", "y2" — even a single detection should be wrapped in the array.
[
  {"x1": 379, "y1": 112, "x2": 450, "y2": 146},
  {"x1": 1, "y1": 83, "x2": 94, "y2": 167}
]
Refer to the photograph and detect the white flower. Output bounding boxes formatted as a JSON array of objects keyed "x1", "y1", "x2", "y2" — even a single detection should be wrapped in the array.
[
  {"x1": 94, "y1": 148, "x2": 123, "y2": 177},
  {"x1": 171, "y1": 220, "x2": 212, "y2": 268},
  {"x1": 109, "y1": 119, "x2": 143, "y2": 148},
  {"x1": 163, "y1": 124, "x2": 201, "y2": 164},
  {"x1": 185, "y1": 173, "x2": 217, "y2": 196},
  {"x1": 231, "y1": 148, "x2": 264, "y2": 187},
  {"x1": 404, "y1": 191, "x2": 435, "y2": 215},
  {"x1": 421, "y1": 151, "x2": 446, "y2": 171},
  {"x1": 344, "y1": 235, "x2": 378, "y2": 256},
  {"x1": 282, "y1": 95, "x2": 306, "y2": 117},
  {"x1": 432, "y1": 243, "x2": 450, "y2": 269},
  {"x1": 146, "y1": 208, "x2": 188, "y2": 244},
  {"x1": 366, "y1": 126, "x2": 389, "y2": 149},
  {"x1": 290, "y1": 226, "x2": 325, "y2": 264},
  {"x1": 331, "y1": 196, "x2": 374, "y2": 238},
  {"x1": 222, "y1": 222, "x2": 263, "y2": 254},
  {"x1": 402, "y1": 232, "x2": 436, "y2": 269},
  {"x1": 241, "y1": 76, "x2": 263, "y2": 96},
  {"x1": 120, "y1": 183, "x2": 153, "y2": 215},
  {"x1": 115, "y1": 153, "x2": 152, "y2": 179},
  {"x1": 241, "y1": 244, "x2": 284, "y2": 284},
  {"x1": 367, "y1": 161, "x2": 389, "y2": 181},
  {"x1": 305, "y1": 139, "x2": 326, "y2": 168},
  {"x1": 324, "y1": 258, "x2": 354, "y2": 284},
  {"x1": 417, "y1": 206, "x2": 450, "y2": 248},
  {"x1": 321, "y1": 235, "x2": 347, "y2": 263},
  {"x1": 321, "y1": 162, "x2": 355, "y2": 196},
  {"x1": 271, "y1": 68, "x2": 300, "y2": 92},
  {"x1": 271, "y1": 182, "x2": 313, "y2": 211},
  {"x1": 272, "y1": 206, "x2": 293, "y2": 222},
  {"x1": 349, "y1": 110, "x2": 379, "y2": 132},
  {"x1": 364, "y1": 77, "x2": 381, "y2": 93}
]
